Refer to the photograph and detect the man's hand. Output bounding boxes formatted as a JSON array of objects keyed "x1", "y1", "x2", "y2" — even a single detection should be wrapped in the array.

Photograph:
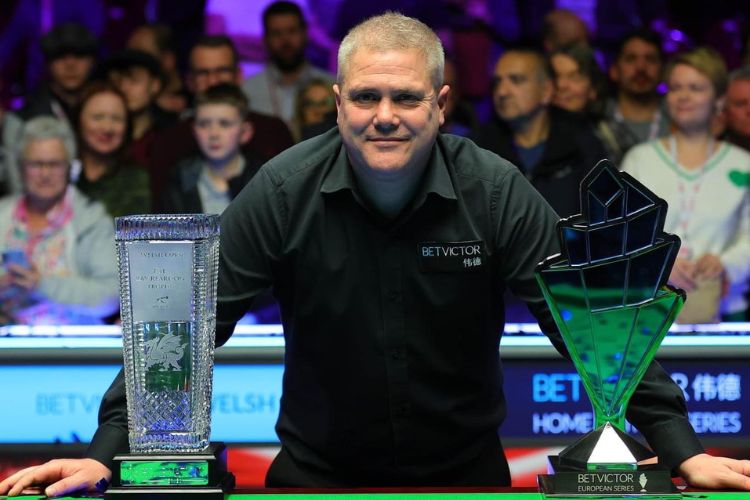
[
  {"x1": 0, "y1": 458, "x2": 111, "y2": 497},
  {"x1": 670, "y1": 258, "x2": 696, "y2": 292},
  {"x1": 679, "y1": 453, "x2": 750, "y2": 490}
]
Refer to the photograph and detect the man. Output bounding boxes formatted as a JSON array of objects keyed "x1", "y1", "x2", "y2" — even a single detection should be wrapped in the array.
[
  {"x1": 101, "y1": 49, "x2": 178, "y2": 204},
  {"x1": 605, "y1": 29, "x2": 670, "y2": 150},
  {"x1": 242, "y1": 1, "x2": 334, "y2": 130},
  {"x1": 722, "y1": 66, "x2": 750, "y2": 152},
  {"x1": 126, "y1": 23, "x2": 188, "y2": 114},
  {"x1": 3, "y1": 12, "x2": 750, "y2": 497},
  {"x1": 103, "y1": 49, "x2": 176, "y2": 144},
  {"x1": 18, "y1": 23, "x2": 97, "y2": 127},
  {"x1": 146, "y1": 35, "x2": 294, "y2": 204},
  {"x1": 474, "y1": 48, "x2": 606, "y2": 218}
]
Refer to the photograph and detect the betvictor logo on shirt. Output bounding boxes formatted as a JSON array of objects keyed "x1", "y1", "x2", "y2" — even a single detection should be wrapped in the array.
[{"x1": 417, "y1": 241, "x2": 484, "y2": 272}]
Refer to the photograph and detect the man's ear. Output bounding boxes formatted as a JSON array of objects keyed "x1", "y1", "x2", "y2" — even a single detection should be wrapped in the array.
[
  {"x1": 437, "y1": 84, "x2": 450, "y2": 126},
  {"x1": 333, "y1": 84, "x2": 342, "y2": 124},
  {"x1": 240, "y1": 120, "x2": 254, "y2": 145},
  {"x1": 333, "y1": 83, "x2": 342, "y2": 110}
]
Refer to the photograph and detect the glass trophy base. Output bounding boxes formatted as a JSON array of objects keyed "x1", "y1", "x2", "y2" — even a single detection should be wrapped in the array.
[
  {"x1": 538, "y1": 458, "x2": 680, "y2": 498},
  {"x1": 105, "y1": 442, "x2": 235, "y2": 499}
]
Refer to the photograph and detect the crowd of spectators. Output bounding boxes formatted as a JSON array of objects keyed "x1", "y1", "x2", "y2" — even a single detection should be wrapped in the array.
[{"x1": 0, "y1": 1, "x2": 749, "y2": 326}]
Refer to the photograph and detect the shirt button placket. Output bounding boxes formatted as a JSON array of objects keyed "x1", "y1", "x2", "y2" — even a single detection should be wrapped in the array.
[{"x1": 379, "y1": 238, "x2": 410, "y2": 454}]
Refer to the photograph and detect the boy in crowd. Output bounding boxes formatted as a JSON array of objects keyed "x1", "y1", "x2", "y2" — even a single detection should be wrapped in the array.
[
  {"x1": 102, "y1": 49, "x2": 178, "y2": 196},
  {"x1": 160, "y1": 83, "x2": 261, "y2": 215},
  {"x1": 160, "y1": 83, "x2": 277, "y2": 324}
]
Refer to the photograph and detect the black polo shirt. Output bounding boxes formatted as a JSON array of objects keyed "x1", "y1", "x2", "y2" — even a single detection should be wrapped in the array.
[
  {"x1": 212, "y1": 128, "x2": 703, "y2": 482},
  {"x1": 86, "y1": 129, "x2": 702, "y2": 483}
]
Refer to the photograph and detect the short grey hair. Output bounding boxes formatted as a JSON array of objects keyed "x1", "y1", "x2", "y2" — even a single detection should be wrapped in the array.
[
  {"x1": 337, "y1": 12, "x2": 444, "y2": 90},
  {"x1": 728, "y1": 66, "x2": 750, "y2": 85},
  {"x1": 17, "y1": 116, "x2": 77, "y2": 163}
]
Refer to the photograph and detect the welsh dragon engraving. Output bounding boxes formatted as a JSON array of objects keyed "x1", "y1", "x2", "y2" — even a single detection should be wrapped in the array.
[{"x1": 144, "y1": 332, "x2": 186, "y2": 370}]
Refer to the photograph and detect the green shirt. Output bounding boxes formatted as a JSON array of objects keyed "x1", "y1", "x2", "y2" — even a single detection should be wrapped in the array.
[{"x1": 76, "y1": 161, "x2": 151, "y2": 218}]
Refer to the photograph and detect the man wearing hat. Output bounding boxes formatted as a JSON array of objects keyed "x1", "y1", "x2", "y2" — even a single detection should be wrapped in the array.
[{"x1": 19, "y1": 22, "x2": 98, "y2": 127}]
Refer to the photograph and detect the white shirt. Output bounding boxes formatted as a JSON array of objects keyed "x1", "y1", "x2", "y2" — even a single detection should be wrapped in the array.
[{"x1": 621, "y1": 139, "x2": 750, "y2": 314}]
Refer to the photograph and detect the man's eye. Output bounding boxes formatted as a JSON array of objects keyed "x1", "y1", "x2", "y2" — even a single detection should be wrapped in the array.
[
  {"x1": 352, "y1": 93, "x2": 378, "y2": 103},
  {"x1": 394, "y1": 94, "x2": 421, "y2": 104}
]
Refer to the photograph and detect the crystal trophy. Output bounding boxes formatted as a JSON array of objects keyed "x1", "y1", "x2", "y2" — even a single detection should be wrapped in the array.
[
  {"x1": 106, "y1": 214, "x2": 233, "y2": 499},
  {"x1": 535, "y1": 161, "x2": 684, "y2": 498}
]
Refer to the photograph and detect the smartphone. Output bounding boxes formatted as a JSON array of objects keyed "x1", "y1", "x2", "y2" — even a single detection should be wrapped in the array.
[{"x1": 2, "y1": 249, "x2": 30, "y2": 269}]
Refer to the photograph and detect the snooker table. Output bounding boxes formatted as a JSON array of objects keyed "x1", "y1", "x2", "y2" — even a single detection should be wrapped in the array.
[{"x1": 2, "y1": 489, "x2": 749, "y2": 499}]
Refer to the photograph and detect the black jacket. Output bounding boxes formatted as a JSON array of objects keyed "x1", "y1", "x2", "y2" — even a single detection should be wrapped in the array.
[
  {"x1": 160, "y1": 153, "x2": 263, "y2": 214},
  {"x1": 474, "y1": 107, "x2": 608, "y2": 218}
]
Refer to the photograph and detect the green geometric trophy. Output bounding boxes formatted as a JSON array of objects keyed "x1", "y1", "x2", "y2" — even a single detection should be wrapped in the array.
[{"x1": 535, "y1": 161, "x2": 684, "y2": 498}]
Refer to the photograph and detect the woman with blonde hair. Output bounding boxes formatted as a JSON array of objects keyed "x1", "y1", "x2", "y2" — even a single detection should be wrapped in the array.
[{"x1": 622, "y1": 47, "x2": 750, "y2": 322}]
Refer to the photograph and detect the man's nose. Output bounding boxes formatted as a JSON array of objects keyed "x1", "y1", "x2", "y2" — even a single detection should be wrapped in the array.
[
  {"x1": 496, "y1": 79, "x2": 512, "y2": 97},
  {"x1": 374, "y1": 99, "x2": 398, "y2": 129}
]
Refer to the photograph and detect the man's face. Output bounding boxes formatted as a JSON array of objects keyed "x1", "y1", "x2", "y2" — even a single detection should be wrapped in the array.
[
  {"x1": 193, "y1": 103, "x2": 252, "y2": 164},
  {"x1": 264, "y1": 13, "x2": 306, "y2": 72},
  {"x1": 724, "y1": 79, "x2": 750, "y2": 138},
  {"x1": 334, "y1": 48, "x2": 448, "y2": 176},
  {"x1": 492, "y1": 52, "x2": 552, "y2": 124},
  {"x1": 48, "y1": 54, "x2": 94, "y2": 93},
  {"x1": 611, "y1": 38, "x2": 662, "y2": 97},
  {"x1": 188, "y1": 46, "x2": 240, "y2": 93},
  {"x1": 110, "y1": 67, "x2": 161, "y2": 113}
]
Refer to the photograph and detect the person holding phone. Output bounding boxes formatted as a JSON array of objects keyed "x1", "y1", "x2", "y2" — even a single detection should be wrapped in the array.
[{"x1": 0, "y1": 116, "x2": 118, "y2": 325}]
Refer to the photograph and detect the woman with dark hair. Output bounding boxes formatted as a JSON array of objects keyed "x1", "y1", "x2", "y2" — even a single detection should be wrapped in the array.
[
  {"x1": 549, "y1": 44, "x2": 635, "y2": 163},
  {"x1": 74, "y1": 81, "x2": 151, "y2": 217}
]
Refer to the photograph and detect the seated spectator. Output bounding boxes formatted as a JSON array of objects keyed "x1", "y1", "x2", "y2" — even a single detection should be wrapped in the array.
[
  {"x1": 161, "y1": 84, "x2": 262, "y2": 214},
  {"x1": 622, "y1": 47, "x2": 750, "y2": 323},
  {"x1": 18, "y1": 23, "x2": 97, "y2": 128},
  {"x1": 242, "y1": 1, "x2": 335, "y2": 129},
  {"x1": 722, "y1": 67, "x2": 750, "y2": 152},
  {"x1": 474, "y1": 48, "x2": 607, "y2": 218},
  {"x1": 0, "y1": 116, "x2": 118, "y2": 326},
  {"x1": 127, "y1": 23, "x2": 189, "y2": 115},
  {"x1": 294, "y1": 78, "x2": 336, "y2": 140},
  {"x1": 147, "y1": 35, "x2": 293, "y2": 205},
  {"x1": 550, "y1": 44, "x2": 632, "y2": 163},
  {"x1": 74, "y1": 82, "x2": 151, "y2": 217},
  {"x1": 101, "y1": 49, "x2": 178, "y2": 183},
  {"x1": 0, "y1": 104, "x2": 23, "y2": 195}
]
